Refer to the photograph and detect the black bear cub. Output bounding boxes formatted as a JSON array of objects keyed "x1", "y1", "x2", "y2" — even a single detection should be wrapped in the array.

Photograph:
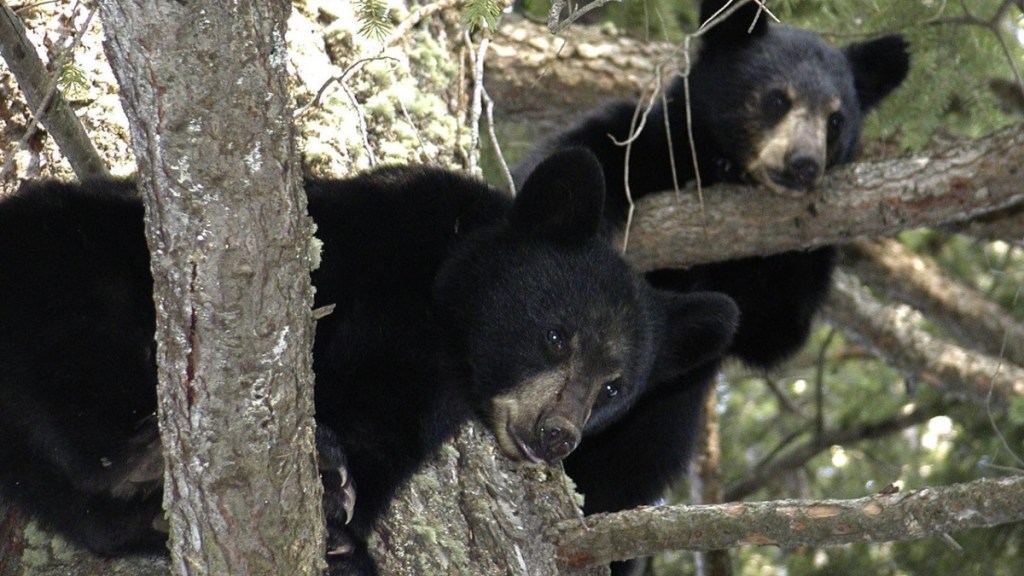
[
  {"x1": 0, "y1": 149, "x2": 738, "y2": 575},
  {"x1": 516, "y1": 1, "x2": 909, "y2": 570}
]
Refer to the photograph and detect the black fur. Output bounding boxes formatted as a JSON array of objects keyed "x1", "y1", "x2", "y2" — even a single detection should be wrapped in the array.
[
  {"x1": 0, "y1": 149, "x2": 738, "y2": 575},
  {"x1": 514, "y1": 2, "x2": 909, "y2": 572}
]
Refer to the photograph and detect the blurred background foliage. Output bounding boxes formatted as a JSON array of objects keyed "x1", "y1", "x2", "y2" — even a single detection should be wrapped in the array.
[{"x1": 511, "y1": 1, "x2": 1023, "y2": 575}]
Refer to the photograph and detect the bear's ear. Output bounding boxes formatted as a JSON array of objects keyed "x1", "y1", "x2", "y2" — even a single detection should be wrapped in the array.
[
  {"x1": 699, "y1": 0, "x2": 769, "y2": 47},
  {"x1": 844, "y1": 35, "x2": 910, "y2": 112},
  {"x1": 510, "y1": 147, "x2": 605, "y2": 244},
  {"x1": 648, "y1": 290, "x2": 739, "y2": 384}
]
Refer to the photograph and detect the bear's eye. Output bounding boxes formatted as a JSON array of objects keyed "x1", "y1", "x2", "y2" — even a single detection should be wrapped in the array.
[
  {"x1": 762, "y1": 89, "x2": 791, "y2": 122},
  {"x1": 544, "y1": 329, "x2": 570, "y2": 358},
  {"x1": 604, "y1": 382, "x2": 621, "y2": 399},
  {"x1": 826, "y1": 111, "x2": 845, "y2": 143}
]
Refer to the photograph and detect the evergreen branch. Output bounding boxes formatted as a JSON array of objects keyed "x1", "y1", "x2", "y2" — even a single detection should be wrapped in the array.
[
  {"x1": 463, "y1": 0, "x2": 502, "y2": 31},
  {"x1": 355, "y1": 0, "x2": 391, "y2": 40}
]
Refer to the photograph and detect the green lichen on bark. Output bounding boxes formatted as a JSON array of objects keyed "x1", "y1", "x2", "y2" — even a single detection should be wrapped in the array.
[{"x1": 292, "y1": 0, "x2": 468, "y2": 176}]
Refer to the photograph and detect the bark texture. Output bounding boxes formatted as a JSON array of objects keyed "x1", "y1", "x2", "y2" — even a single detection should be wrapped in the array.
[
  {"x1": 554, "y1": 475, "x2": 1024, "y2": 568},
  {"x1": 371, "y1": 422, "x2": 606, "y2": 576},
  {"x1": 624, "y1": 124, "x2": 1024, "y2": 270},
  {"x1": 97, "y1": 1, "x2": 323, "y2": 575}
]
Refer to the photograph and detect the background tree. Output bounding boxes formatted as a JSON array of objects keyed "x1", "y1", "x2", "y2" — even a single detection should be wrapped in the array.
[{"x1": 1, "y1": 1, "x2": 1023, "y2": 575}]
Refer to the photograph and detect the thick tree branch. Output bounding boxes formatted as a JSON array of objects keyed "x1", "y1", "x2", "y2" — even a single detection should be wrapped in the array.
[
  {"x1": 0, "y1": 2, "x2": 108, "y2": 180},
  {"x1": 822, "y1": 271, "x2": 1024, "y2": 408},
  {"x1": 625, "y1": 124, "x2": 1024, "y2": 270},
  {"x1": 554, "y1": 474, "x2": 1024, "y2": 568},
  {"x1": 370, "y1": 421, "x2": 605, "y2": 576},
  {"x1": 948, "y1": 204, "x2": 1024, "y2": 243},
  {"x1": 844, "y1": 238, "x2": 1024, "y2": 366}
]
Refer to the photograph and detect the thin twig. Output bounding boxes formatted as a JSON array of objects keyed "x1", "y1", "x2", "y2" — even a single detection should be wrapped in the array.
[
  {"x1": 464, "y1": 30, "x2": 490, "y2": 175},
  {"x1": 987, "y1": 285, "x2": 1024, "y2": 467},
  {"x1": 483, "y1": 85, "x2": 515, "y2": 194},
  {"x1": 293, "y1": 55, "x2": 398, "y2": 118},
  {"x1": 617, "y1": 75, "x2": 664, "y2": 254},
  {"x1": 724, "y1": 402, "x2": 941, "y2": 501},
  {"x1": 814, "y1": 329, "x2": 839, "y2": 442},
  {"x1": 679, "y1": 35, "x2": 707, "y2": 238},
  {"x1": 698, "y1": 0, "x2": 779, "y2": 35},
  {"x1": 548, "y1": 0, "x2": 623, "y2": 35},
  {"x1": 924, "y1": 0, "x2": 1024, "y2": 97}
]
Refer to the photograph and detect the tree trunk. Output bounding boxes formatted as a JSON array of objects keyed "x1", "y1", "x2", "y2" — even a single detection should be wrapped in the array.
[
  {"x1": 690, "y1": 384, "x2": 733, "y2": 576},
  {"x1": 97, "y1": 1, "x2": 323, "y2": 575}
]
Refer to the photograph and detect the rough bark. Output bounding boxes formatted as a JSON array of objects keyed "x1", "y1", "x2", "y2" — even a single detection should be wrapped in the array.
[
  {"x1": 97, "y1": 1, "x2": 323, "y2": 575},
  {"x1": 554, "y1": 474, "x2": 1024, "y2": 569},
  {"x1": 370, "y1": 421, "x2": 606, "y2": 576},
  {"x1": 624, "y1": 123, "x2": 1024, "y2": 270},
  {"x1": 0, "y1": 502, "x2": 168, "y2": 576},
  {"x1": 823, "y1": 271, "x2": 1024, "y2": 408},
  {"x1": 488, "y1": 14, "x2": 678, "y2": 132},
  {"x1": 336, "y1": 7, "x2": 608, "y2": 574},
  {"x1": 843, "y1": 238, "x2": 1024, "y2": 366},
  {"x1": 0, "y1": 1, "x2": 108, "y2": 180}
]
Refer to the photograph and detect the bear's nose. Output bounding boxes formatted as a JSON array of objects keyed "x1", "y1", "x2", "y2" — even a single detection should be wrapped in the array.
[
  {"x1": 538, "y1": 418, "x2": 580, "y2": 463},
  {"x1": 786, "y1": 156, "x2": 821, "y2": 189}
]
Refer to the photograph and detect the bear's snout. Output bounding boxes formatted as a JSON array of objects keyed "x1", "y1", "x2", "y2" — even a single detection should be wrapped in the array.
[
  {"x1": 784, "y1": 155, "x2": 822, "y2": 190},
  {"x1": 537, "y1": 415, "x2": 581, "y2": 463}
]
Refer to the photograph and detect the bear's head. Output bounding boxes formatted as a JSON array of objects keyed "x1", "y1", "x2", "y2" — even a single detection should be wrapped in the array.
[
  {"x1": 691, "y1": 0, "x2": 910, "y2": 196},
  {"x1": 434, "y1": 149, "x2": 738, "y2": 464}
]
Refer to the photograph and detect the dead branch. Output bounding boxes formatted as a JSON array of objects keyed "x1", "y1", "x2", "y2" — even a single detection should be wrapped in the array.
[{"x1": 947, "y1": 204, "x2": 1024, "y2": 243}]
